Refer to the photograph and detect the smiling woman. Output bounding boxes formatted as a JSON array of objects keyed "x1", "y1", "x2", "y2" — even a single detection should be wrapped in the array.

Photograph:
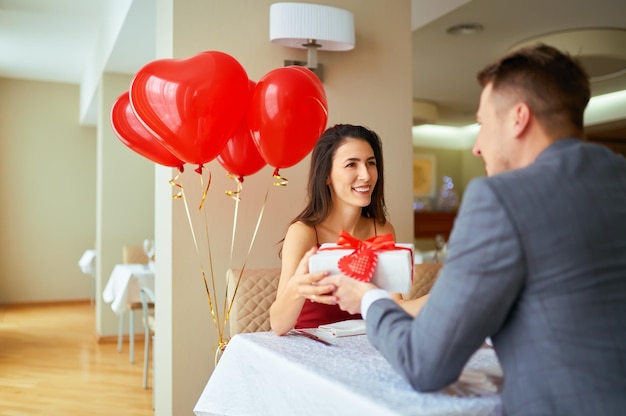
[{"x1": 269, "y1": 124, "x2": 397, "y2": 336}]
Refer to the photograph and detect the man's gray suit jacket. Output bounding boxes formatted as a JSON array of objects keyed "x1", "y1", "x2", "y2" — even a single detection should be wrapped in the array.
[{"x1": 367, "y1": 138, "x2": 626, "y2": 415}]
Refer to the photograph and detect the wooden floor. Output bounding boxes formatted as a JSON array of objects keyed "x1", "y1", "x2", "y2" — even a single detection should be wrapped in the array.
[{"x1": 0, "y1": 301, "x2": 153, "y2": 416}]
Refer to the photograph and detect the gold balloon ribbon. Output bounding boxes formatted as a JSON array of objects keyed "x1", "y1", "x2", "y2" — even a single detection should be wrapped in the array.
[
  {"x1": 198, "y1": 169, "x2": 221, "y2": 347},
  {"x1": 197, "y1": 169, "x2": 212, "y2": 212},
  {"x1": 171, "y1": 168, "x2": 275, "y2": 360},
  {"x1": 224, "y1": 173, "x2": 242, "y2": 202},
  {"x1": 171, "y1": 171, "x2": 221, "y2": 340},
  {"x1": 214, "y1": 339, "x2": 229, "y2": 366},
  {"x1": 217, "y1": 172, "x2": 244, "y2": 354},
  {"x1": 168, "y1": 169, "x2": 184, "y2": 200},
  {"x1": 272, "y1": 168, "x2": 288, "y2": 187},
  {"x1": 223, "y1": 181, "x2": 272, "y2": 333}
]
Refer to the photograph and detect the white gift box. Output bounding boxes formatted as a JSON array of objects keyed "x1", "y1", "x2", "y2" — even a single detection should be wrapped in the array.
[{"x1": 309, "y1": 243, "x2": 414, "y2": 293}]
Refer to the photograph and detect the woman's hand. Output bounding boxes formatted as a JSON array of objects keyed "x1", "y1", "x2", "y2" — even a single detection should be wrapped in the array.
[
  {"x1": 287, "y1": 247, "x2": 337, "y2": 305},
  {"x1": 319, "y1": 274, "x2": 376, "y2": 314}
]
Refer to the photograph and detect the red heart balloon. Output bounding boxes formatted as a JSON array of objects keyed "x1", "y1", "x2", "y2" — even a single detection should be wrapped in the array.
[
  {"x1": 217, "y1": 121, "x2": 267, "y2": 181},
  {"x1": 110, "y1": 91, "x2": 185, "y2": 169},
  {"x1": 129, "y1": 51, "x2": 249, "y2": 166},
  {"x1": 248, "y1": 66, "x2": 328, "y2": 170},
  {"x1": 217, "y1": 80, "x2": 266, "y2": 180}
]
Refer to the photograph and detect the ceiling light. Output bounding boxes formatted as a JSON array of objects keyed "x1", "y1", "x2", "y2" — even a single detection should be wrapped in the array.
[
  {"x1": 446, "y1": 23, "x2": 483, "y2": 36},
  {"x1": 509, "y1": 28, "x2": 626, "y2": 83}
]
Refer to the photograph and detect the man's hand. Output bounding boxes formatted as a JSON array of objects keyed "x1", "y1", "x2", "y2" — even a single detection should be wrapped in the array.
[{"x1": 319, "y1": 274, "x2": 377, "y2": 314}]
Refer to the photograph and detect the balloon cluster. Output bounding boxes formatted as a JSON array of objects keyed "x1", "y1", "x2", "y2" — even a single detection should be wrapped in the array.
[{"x1": 110, "y1": 51, "x2": 328, "y2": 181}]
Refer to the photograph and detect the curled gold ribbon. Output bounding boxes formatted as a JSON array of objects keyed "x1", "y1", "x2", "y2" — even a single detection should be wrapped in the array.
[
  {"x1": 224, "y1": 173, "x2": 242, "y2": 202},
  {"x1": 168, "y1": 169, "x2": 184, "y2": 200},
  {"x1": 272, "y1": 168, "x2": 288, "y2": 187},
  {"x1": 197, "y1": 169, "x2": 212, "y2": 211}
]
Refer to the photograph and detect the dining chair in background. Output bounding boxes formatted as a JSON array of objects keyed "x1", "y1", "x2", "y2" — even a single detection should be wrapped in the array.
[
  {"x1": 227, "y1": 268, "x2": 281, "y2": 335},
  {"x1": 123, "y1": 245, "x2": 149, "y2": 264},
  {"x1": 139, "y1": 286, "x2": 155, "y2": 391},
  {"x1": 119, "y1": 245, "x2": 151, "y2": 363}
]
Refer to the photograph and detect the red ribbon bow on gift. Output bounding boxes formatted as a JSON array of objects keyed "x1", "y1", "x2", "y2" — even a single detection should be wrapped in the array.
[{"x1": 335, "y1": 231, "x2": 396, "y2": 282}]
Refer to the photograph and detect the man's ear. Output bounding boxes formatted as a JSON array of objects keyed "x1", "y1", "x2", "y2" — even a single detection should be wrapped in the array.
[{"x1": 511, "y1": 102, "x2": 531, "y2": 137}]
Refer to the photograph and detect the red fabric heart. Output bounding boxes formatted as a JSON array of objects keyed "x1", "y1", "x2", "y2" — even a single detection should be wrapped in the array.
[{"x1": 337, "y1": 247, "x2": 379, "y2": 282}]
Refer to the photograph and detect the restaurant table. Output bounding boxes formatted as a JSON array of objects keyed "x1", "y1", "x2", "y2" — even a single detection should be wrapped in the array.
[
  {"x1": 78, "y1": 249, "x2": 96, "y2": 303},
  {"x1": 103, "y1": 263, "x2": 155, "y2": 363},
  {"x1": 194, "y1": 331, "x2": 502, "y2": 416}
]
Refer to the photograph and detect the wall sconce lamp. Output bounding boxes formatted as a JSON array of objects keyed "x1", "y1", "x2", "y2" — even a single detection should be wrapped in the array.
[{"x1": 269, "y1": 2, "x2": 355, "y2": 82}]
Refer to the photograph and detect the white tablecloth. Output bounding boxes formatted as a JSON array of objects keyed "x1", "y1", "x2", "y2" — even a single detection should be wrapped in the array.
[
  {"x1": 102, "y1": 264, "x2": 155, "y2": 314},
  {"x1": 78, "y1": 249, "x2": 96, "y2": 275},
  {"x1": 194, "y1": 332, "x2": 502, "y2": 416}
]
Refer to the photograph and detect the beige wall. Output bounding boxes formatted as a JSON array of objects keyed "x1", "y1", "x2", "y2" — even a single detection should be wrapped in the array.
[
  {"x1": 0, "y1": 78, "x2": 96, "y2": 303},
  {"x1": 152, "y1": 0, "x2": 413, "y2": 414},
  {"x1": 95, "y1": 72, "x2": 156, "y2": 336}
]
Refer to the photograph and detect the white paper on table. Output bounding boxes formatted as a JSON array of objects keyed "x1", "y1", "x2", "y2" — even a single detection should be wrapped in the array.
[
  {"x1": 317, "y1": 319, "x2": 366, "y2": 337},
  {"x1": 450, "y1": 364, "x2": 503, "y2": 397},
  {"x1": 309, "y1": 243, "x2": 414, "y2": 293}
]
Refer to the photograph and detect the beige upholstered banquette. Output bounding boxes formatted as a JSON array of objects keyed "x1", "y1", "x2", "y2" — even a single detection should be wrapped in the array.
[
  {"x1": 227, "y1": 268, "x2": 282, "y2": 335},
  {"x1": 226, "y1": 263, "x2": 440, "y2": 336},
  {"x1": 406, "y1": 263, "x2": 443, "y2": 300}
]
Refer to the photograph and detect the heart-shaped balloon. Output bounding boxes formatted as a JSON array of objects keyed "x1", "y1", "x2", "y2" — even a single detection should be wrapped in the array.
[
  {"x1": 248, "y1": 66, "x2": 328, "y2": 170},
  {"x1": 110, "y1": 91, "x2": 184, "y2": 169},
  {"x1": 217, "y1": 80, "x2": 266, "y2": 181},
  {"x1": 129, "y1": 51, "x2": 249, "y2": 166}
]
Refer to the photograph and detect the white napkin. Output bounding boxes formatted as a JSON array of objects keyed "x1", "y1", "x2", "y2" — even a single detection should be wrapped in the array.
[
  {"x1": 446, "y1": 365, "x2": 503, "y2": 397},
  {"x1": 317, "y1": 319, "x2": 366, "y2": 337}
]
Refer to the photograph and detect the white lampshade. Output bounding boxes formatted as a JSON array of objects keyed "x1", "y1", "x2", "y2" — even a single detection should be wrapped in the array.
[{"x1": 269, "y1": 2, "x2": 355, "y2": 52}]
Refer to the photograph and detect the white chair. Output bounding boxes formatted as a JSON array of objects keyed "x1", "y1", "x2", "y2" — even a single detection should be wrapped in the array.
[
  {"x1": 118, "y1": 245, "x2": 150, "y2": 363},
  {"x1": 139, "y1": 286, "x2": 155, "y2": 391}
]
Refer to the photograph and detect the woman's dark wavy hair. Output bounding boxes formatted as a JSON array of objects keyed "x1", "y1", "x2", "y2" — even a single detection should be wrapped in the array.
[{"x1": 290, "y1": 124, "x2": 388, "y2": 227}]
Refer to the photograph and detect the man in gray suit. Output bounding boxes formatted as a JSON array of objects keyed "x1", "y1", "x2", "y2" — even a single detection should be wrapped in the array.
[{"x1": 319, "y1": 44, "x2": 626, "y2": 415}]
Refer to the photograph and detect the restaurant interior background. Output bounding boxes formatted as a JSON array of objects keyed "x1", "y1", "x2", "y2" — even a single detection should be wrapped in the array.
[{"x1": 1, "y1": 0, "x2": 625, "y2": 414}]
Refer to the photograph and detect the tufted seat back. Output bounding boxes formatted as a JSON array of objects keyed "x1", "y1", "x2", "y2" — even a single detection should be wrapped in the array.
[
  {"x1": 405, "y1": 263, "x2": 443, "y2": 300},
  {"x1": 227, "y1": 268, "x2": 281, "y2": 335}
]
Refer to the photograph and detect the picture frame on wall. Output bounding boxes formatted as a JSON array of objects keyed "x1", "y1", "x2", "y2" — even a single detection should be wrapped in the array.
[{"x1": 413, "y1": 154, "x2": 436, "y2": 197}]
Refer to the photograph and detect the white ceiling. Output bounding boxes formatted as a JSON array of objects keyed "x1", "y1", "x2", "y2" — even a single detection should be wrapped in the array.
[
  {"x1": 2, "y1": 0, "x2": 625, "y2": 130},
  {"x1": 1, "y1": 0, "x2": 103, "y2": 84},
  {"x1": 412, "y1": 0, "x2": 626, "y2": 126}
]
